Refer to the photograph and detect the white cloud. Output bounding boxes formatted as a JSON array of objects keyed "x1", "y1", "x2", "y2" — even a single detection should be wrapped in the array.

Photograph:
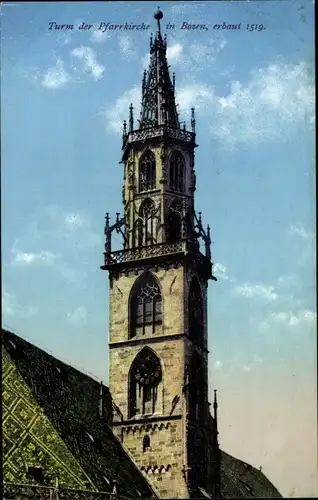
[
  {"x1": 271, "y1": 309, "x2": 317, "y2": 327},
  {"x1": 71, "y1": 46, "x2": 105, "y2": 81},
  {"x1": 2, "y1": 291, "x2": 16, "y2": 316},
  {"x1": 118, "y1": 36, "x2": 135, "y2": 58},
  {"x1": 11, "y1": 250, "x2": 60, "y2": 266},
  {"x1": 277, "y1": 274, "x2": 299, "y2": 288},
  {"x1": 213, "y1": 263, "x2": 228, "y2": 279},
  {"x1": 104, "y1": 86, "x2": 141, "y2": 134},
  {"x1": 2, "y1": 291, "x2": 38, "y2": 319},
  {"x1": 64, "y1": 213, "x2": 86, "y2": 231},
  {"x1": 42, "y1": 59, "x2": 71, "y2": 89},
  {"x1": 271, "y1": 311, "x2": 300, "y2": 326},
  {"x1": 8, "y1": 206, "x2": 100, "y2": 287},
  {"x1": 210, "y1": 62, "x2": 314, "y2": 148},
  {"x1": 257, "y1": 309, "x2": 316, "y2": 331},
  {"x1": 167, "y1": 42, "x2": 183, "y2": 64},
  {"x1": 176, "y1": 83, "x2": 214, "y2": 115},
  {"x1": 165, "y1": 38, "x2": 227, "y2": 75},
  {"x1": 213, "y1": 262, "x2": 236, "y2": 283},
  {"x1": 56, "y1": 32, "x2": 72, "y2": 46},
  {"x1": 107, "y1": 57, "x2": 312, "y2": 146},
  {"x1": 288, "y1": 224, "x2": 315, "y2": 241},
  {"x1": 90, "y1": 28, "x2": 110, "y2": 44},
  {"x1": 141, "y1": 52, "x2": 150, "y2": 70},
  {"x1": 234, "y1": 283, "x2": 278, "y2": 302},
  {"x1": 25, "y1": 205, "x2": 100, "y2": 250},
  {"x1": 67, "y1": 306, "x2": 87, "y2": 326}
]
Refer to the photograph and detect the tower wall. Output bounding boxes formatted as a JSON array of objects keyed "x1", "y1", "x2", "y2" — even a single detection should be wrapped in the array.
[{"x1": 102, "y1": 10, "x2": 219, "y2": 498}]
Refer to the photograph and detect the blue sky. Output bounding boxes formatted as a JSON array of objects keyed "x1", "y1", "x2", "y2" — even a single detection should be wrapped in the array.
[{"x1": 1, "y1": 1, "x2": 316, "y2": 497}]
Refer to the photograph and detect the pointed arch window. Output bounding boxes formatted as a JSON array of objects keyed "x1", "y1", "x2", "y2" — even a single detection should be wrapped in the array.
[
  {"x1": 169, "y1": 151, "x2": 185, "y2": 192},
  {"x1": 167, "y1": 212, "x2": 182, "y2": 243},
  {"x1": 138, "y1": 199, "x2": 157, "y2": 247},
  {"x1": 167, "y1": 201, "x2": 183, "y2": 244},
  {"x1": 130, "y1": 273, "x2": 162, "y2": 338},
  {"x1": 139, "y1": 150, "x2": 156, "y2": 192},
  {"x1": 188, "y1": 277, "x2": 204, "y2": 346},
  {"x1": 128, "y1": 348, "x2": 162, "y2": 418}
]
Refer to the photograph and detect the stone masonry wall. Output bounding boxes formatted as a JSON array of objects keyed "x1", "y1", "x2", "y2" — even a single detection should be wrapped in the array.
[{"x1": 113, "y1": 419, "x2": 189, "y2": 499}]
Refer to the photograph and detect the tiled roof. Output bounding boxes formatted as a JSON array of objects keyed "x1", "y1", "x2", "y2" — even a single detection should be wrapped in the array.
[
  {"x1": 2, "y1": 328, "x2": 282, "y2": 499},
  {"x1": 2, "y1": 329, "x2": 157, "y2": 499},
  {"x1": 220, "y1": 450, "x2": 282, "y2": 498}
]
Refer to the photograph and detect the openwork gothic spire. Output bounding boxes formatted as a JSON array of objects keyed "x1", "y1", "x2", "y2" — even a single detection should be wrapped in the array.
[{"x1": 139, "y1": 8, "x2": 180, "y2": 130}]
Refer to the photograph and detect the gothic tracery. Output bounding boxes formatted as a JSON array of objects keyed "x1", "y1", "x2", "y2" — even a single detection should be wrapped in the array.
[
  {"x1": 137, "y1": 198, "x2": 158, "y2": 247},
  {"x1": 128, "y1": 347, "x2": 162, "y2": 418},
  {"x1": 169, "y1": 150, "x2": 185, "y2": 192},
  {"x1": 129, "y1": 272, "x2": 162, "y2": 338},
  {"x1": 139, "y1": 150, "x2": 156, "y2": 192}
]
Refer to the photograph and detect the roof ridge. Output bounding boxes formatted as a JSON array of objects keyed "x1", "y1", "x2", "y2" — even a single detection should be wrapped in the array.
[{"x1": 2, "y1": 328, "x2": 105, "y2": 385}]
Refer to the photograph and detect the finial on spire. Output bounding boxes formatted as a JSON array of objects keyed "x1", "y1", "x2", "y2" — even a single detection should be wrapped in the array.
[
  {"x1": 122, "y1": 119, "x2": 127, "y2": 139},
  {"x1": 154, "y1": 6, "x2": 163, "y2": 34},
  {"x1": 129, "y1": 103, "x2": 134, "y2": 132},
  {"x1": 104, "y1": 213, "x2": 110, "y2": 233},
  {"x1": 191, "y1": 107, "x2": 196, "y2": 133}
]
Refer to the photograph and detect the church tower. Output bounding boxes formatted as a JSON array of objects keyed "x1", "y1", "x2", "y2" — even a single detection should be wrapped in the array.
[{"x1": 101, "y1": 10, "x2": 220, "y2": 499}]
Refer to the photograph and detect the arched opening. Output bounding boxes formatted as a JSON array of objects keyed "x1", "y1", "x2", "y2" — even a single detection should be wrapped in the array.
[
  {"x1": 167, "y1": 211, "x2": 182, "y2": 243},
  {"x1": 139, "y1": 150, "x2": 156, "y2": 192},
  {"x1": 143, "y1": 435, "x2": 151, "y2": 452},
  {"x1": 169, "y1": 151, "x2": 185, "y2": 192},
  {"x1": 129, "y1": 272, "x2": 162, "y2": 338},
  {"x1": 188, "y1": 276, "x2": 204, "y2": 346},
  {"x1": 138, "y1": 198, "x2": 157, "y2": 247},
  {"x1": 128, "y1": 347, "x2": 162, "y2": 418}
]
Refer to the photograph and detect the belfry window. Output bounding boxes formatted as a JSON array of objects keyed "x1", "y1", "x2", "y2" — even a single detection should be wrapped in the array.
[
  {"x1": 169, "y1": 151, "x2": 185, "y2": 192},
  {"x1": 128, "y1": 347, "x2": 162, "y2": 418},
  {"x1": 138, "y1": 199, "x2": 157, "y2": 247},
  {"x1": 130, "y1": 272, "x2": 162, "y2": 338},
  {"x1": 139, "y1": 150, "x2": 156, "y2": 192},
  {"x1": 167, "y1": 202, "x2": 182, "y2": 243},
  {"x1": 188, "y1": 277, "x2": 204, "y2": 345}
]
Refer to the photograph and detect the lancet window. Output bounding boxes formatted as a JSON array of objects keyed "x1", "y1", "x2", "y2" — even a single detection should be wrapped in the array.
[
  {"x1": 139, "y1": 150, "x2": 156, "y2": 192},
  {"x1": 167, "y1": 201, "x2": 183, "y2": 243},
  {"x1": 169, "y1": 151, "x2": 185, "y2": 192},
  {"x1": 138, "y1": 199, "x2": 157, "y2": 247},
  {"x1": 128, "y1": 347, "x2": 162, "y2": 418},
  {"x1": 129, "y1": 272, "x2": 162, "y2": 338}
]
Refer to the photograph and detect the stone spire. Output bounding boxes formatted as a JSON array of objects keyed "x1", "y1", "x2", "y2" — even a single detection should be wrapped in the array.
[{"x1": 139, "y1": 8, "x2": 180, "y2": 130}]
